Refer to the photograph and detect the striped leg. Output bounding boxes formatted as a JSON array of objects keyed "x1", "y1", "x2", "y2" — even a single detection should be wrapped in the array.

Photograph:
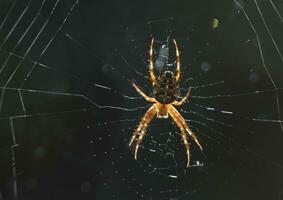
[
  {"x1": 169, "y1": 105, "x2": 202, "y2": 151},
  {"x1": 149, "y1": 38, "x2": 156, "y2": 85},
  {"x1": 173, "y1": 39, "x2": 180, "y2": 81},
  {"x1": 168, "y1": 106, "x2": 191, "y2": 167},
  {"x1": 129, "y1": 105, "x2": 157, "y2": 159}
]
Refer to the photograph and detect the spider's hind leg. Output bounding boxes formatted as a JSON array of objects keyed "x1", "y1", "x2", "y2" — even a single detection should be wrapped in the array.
[
  {"x1": 168, "y1": 104, "x2": 202, "y2": 167},
  {"x1": 129, "y1": 105, "x2": 157, "y2": 160},
  {"x1": 170, "y1": 105, "x2": 203, "y2": 151},
  {"x1": 168, "y1": 106, "x2": 191, "y2": 167},
  {"x1": 179, "y1": 126, "x2": 191, "y2": 167}
]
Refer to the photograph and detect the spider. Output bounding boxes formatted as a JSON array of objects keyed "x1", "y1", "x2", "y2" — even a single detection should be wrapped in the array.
[{"x1": 129, "y1": 38, "x2": 203, "y2": 167}]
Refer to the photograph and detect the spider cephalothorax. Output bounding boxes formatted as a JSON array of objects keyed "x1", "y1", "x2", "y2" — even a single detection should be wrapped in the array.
[{"x1": 129, "y1": 38, "x2": 202, "y2": 167}]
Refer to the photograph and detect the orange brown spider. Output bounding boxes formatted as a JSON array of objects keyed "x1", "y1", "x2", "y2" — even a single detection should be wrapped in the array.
[{"x1": 129, "y1": 38, "x2": 203, "y2": 167}]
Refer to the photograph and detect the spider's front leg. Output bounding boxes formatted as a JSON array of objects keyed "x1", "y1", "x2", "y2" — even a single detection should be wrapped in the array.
[
  {"x1": 129, "y1": 105, "x2": 157, "y2": 160},
  {"x1": 149, "y1": 38, "x2": 156, "y2": 85},
  {"x1": 173, "y1": 39, "x2": 180, "y2": 82}
]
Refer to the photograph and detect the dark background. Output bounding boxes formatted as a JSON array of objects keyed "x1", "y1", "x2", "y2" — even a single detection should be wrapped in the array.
[{"x1": 0, "y1": 0, "x2": 283, "y2": 199}]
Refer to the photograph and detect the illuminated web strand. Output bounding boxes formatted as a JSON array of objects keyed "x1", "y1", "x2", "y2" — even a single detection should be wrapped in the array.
[
  {"x1": 139, "y1": 121, "x2": 205, "y2": 168},
  {"x1": 125, "y1": 14, "x2": 283, "y2": 172},
  {"x1": 1, "y1": 4, "x2": 281, "y2": 194},
  {"x1": 182, "y1": 109, "x2": 234, "y2": 129},
  {"x1": 18, "y1": 89, "x2": 26, "y2": 113},
  {"x1": 0, "y1": 48, "x2": 142, "y2": 100},
  {"x1": 20, "y1": 0, "x2": 80, "y2": 89},
  {"x1": 192, "y1": 103, "x2": 283, "y2": 123},
  {"x1": 160, "y1": 189, "x2": 180, "y2": 194},
  {"x1": 185, "y1": 106, "x2": 283, "y2": 169},
  {"x1": 279, "y1": 188, "x2": 283, "y2": 200},
  {"x1": 186, "y1": 119, "x2": 217, "y2": 140},
  {"x1": 0, "y1": 0, "x2": 17, "y2": 32},
  {"x1": 0, "y1": 86, "x2": 83, "y2": 97},
  {"x1": 0, "y1": 50, "x2": 144, "y2": 117},
  {"x1": 150, "y1": 135, "x2": 173, "y2": 148},
  {"x1": 17, "y1": 0, "x2": 79, "y2": 113},
  {"x1": 191, "y1": 87, "x2": 283, "y2": 99},
  {"x1": 0, "y1": 0, "x2": 46, "y2": 75},
  {"x1": 254, "y1": 0, "x2": 283, "y2": 63},
  {"x1": 269, "y1": 0, "x2": 283, "y2": 23},
  {"x1": 63, "y1": 31, "x2": 153, "y2": 99},
  {"x1": 184, "y1": 110, "x2": 241, "y2": 148},
  {"x1": 120, "y1": 54, "x2": 149, "y2": 79},
  {"x1": 20, "y1": 0, "x2": 77, "y2": 114},
  {"x1": 10, "y1": 117, "x2": 18, "y2": 200},
  {"x1": 0, "y1": 0, "x2": 61, "y2": 113},
  {"x1": 0, "y1": 108, "x2": 88, "y2": 121},
  {"x1": 186, "y1": 109, "x2": 240, "y2": 146},
  {"x1": 0, "y1": 87, "x2": 148, "y2": 121},
  {"x1": 82, "y1": 96, "x2": 149, "y2": 111},
  {"x1": 186, "y1": 112, "x2": 240, "y2": 144},
  {"x1": 146, "y1": 150, "x2": 179, "y2": 175},
  {"x1": 96, "y1": 118, "x2": 139, "y2": 126},
  {"x1": 0, "y1": 40, "x2": 273, "y2": 113},
  {"x1": 62, "y1": 32, "x2": 139, "y2": 85},
  {"x1": 1, "y1": 0, "x2": 47, "y2": 113},
  {"x1": 0, "y1": 103, "x2": 148, "y2": 122},
  {"x1": 0, "y1": 0, "x2": 32, "y2": 50},
  {"x1": 179, "y1": 80, "x2": 225, "y2": 92},
  {"x1": 190, "y1": 81, "x2": 225, "y2": 89},
  {"x1": 119, "y1": 27, "x2": 198, "y2": 89},
  {"x1": 233, "y1": 0, "x2": 283, "y2": 131},
  {"x1": 63, "y1": 33, "x2": 149, "y2": 96}
]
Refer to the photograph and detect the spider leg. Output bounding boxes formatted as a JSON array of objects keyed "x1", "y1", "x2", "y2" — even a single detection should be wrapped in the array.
[
  {"x1": 173, "y1": 87, "x2": 191, "y2": 106},
  {"x1": 132, "y1": 83, "x2": 155, "y2": 103},
  {"x1": 149, "y1": 38, "x2": 156, "y2": 85},
  {"x1": 169, "y1": 105, "x2": 203, "y2": 151},
  {"x1": 134, "y1": 120, "x2": 152, "y2": 160},
  {"x1": 167, "y1": 106, "x2": 191, "y2": 167},
  {"x1": 129, "y1": 105, "x2": 157, "y2": 159},
  {"x1": 173, "y1": 39, "x2": 180, "y2": 82}
]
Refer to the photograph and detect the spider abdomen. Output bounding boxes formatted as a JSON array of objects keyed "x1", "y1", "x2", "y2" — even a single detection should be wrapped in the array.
[{"x1": 153, "y1": 71, "x2": 179, "y2": 104}]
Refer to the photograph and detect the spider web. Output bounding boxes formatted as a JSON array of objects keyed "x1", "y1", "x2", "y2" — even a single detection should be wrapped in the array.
[{"x1": 0, "y1": 0, "x2": 283, "y2": 199}]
